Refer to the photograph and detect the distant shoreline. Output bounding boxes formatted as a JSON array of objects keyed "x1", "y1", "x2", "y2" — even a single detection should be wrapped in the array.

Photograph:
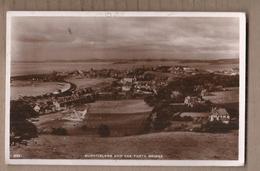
[{"x1": 10, "y1": 59, "x2": 239, "y2": 77}]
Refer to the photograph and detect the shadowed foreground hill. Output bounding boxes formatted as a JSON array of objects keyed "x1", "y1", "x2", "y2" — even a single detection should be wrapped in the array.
[{"x1": 11, "y1": 131, "x2": 238, "y2": 160}]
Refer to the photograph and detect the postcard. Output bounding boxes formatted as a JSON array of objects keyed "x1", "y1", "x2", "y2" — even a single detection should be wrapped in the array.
[{"x1": 5, "y1": 11, "x2": 246, "y2": 166}]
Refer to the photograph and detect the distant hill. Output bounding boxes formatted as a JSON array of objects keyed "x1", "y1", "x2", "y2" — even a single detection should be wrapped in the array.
[{"x1": 12, "y1": 58, "x2": 239, "y2": 64}]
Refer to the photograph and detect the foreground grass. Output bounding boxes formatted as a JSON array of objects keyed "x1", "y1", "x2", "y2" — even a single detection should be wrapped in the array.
[{"x1": 11, "y1": 131, "x2": 238, "y2": 160}]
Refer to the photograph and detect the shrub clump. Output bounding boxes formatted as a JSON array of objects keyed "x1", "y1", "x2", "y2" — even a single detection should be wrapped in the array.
[
  {"x1": 200, "y1": 121, "x2": 230, "y2": 133},
  {"x1": 51, "y1": 127, "x2": 68, "y2": 135},
  {"x1": 98, "y1": 124, "x2": 110, "y2": 137}
]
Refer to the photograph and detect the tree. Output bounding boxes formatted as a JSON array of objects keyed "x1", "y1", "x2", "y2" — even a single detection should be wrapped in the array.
[
  {"x1": 10, "y1": 100, "x2": 38, "y2": 140},
  {"x1": 10, "y1": 100, "x2": 38, "y2": 120},
  {"x1": 151, "y1": 102, "x2": 172, "y2": 131}
]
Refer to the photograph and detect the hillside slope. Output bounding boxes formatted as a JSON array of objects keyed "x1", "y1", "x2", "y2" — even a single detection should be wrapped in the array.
[{"x1": 11, "y1": 131, "x2": 238, "y2": 160}]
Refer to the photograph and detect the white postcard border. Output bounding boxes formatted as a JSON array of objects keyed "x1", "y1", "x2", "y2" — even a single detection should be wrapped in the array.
[{"x1": 5, "y1": 11, "x2": 246, "y2": 166}]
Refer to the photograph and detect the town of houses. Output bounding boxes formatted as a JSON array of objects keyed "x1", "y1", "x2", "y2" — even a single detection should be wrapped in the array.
[{"x1": 12, "y1": 64, "x2": 239, "y2": 132}]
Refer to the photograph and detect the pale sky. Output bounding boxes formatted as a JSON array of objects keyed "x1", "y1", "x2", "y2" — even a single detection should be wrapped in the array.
[{"x1": 11, "y1": 16, "x2": 240, "y2": 62}]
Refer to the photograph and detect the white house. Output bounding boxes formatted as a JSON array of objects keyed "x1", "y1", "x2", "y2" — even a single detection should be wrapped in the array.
[
  {"x1": 122, "y1": 85, "x2": 131, "y2": 92},
  {"x1": 209, "y1": 107, "x2": 230, "y2": 124},
  {"x1": 53, "y1": 101, "x2": 61, "y2": 111}
]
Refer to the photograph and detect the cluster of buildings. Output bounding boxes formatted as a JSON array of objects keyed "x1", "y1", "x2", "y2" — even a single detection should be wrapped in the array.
[
  {"x1": 184, "y1": 96, "x2": 206, "y2": 108},
  {"x1": 213, "y1": 67, "x2": 239, "y2": 76},
  {"x1": 120, "y1": 77, "x2": 162, "y2": 97},
  {"x1": 33, "y1": 100, "x2": 65, "y2": 114},
  {"x1": 24, "y1": 87, "x2": 95, "y2": 115},
  {"x1": 180, "y1": 107, "x2": 231, "y2": 125},
  {"x1": 169, "y1": 91, "x2": 232, "y2": 131},
  {"x1": 79, "y1": 68, "x2": 126, "y2": 79},
  {"x1": 155, "y1": 65, "x2": 209, "y2": 76},
  {"x1": 14, "y1": 65, "x2": 236, "y2": 126},
  {"x1": 69, "y1": 65, "x2": 207, "y2": 81}
]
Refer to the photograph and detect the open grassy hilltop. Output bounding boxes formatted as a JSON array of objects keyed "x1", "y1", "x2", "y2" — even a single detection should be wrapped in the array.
[{"x1": 11, "y1": 130, "x2": 238, "y2": 160}]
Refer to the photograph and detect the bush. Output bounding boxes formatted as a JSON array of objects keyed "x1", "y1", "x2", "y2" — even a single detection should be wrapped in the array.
[
  {"x1": 81, "y1": 125, "x2": 88, "y2": 131},
  {"x1": 10, "y1": 119, "x2": 38, "y2": 146},
  {"x1": 10, "y1": 100, "x2": 38, "y2": 120},
  {"x1": 144, "y1": 95, "x2": 158, "y2": 106},
  {"x1": 98, "y1": 124, "x2": 110, "y2": 137},
  {"x1": 152, "y1": 119, "x2": 170, "y2": 131},
  {"x1": 201, "y1": 121, "x2": 230, "y2": 133},
  {"x1": 172, "y1": 115, "x2": 193, "y2": 121},
  {"x1": 51, "y1": 127, "x2": 68, "y2": 135}
]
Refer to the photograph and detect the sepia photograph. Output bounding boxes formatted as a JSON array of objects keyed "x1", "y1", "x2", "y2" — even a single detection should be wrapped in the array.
[{"x1": 5, "y1": 12, "x2": 246, "y2": 166}]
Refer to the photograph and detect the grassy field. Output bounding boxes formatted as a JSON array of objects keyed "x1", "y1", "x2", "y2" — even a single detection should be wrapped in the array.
[
  {"x1": 203, "y1": 87, "x2": 239, "y2": 104},
  {"x1": 203, "y1": 87, "x2": 239, "y2": 117},
  {"x1": 65, "y1": 77, "x2": 114, "y2": 90},
  {"x1": 10, "y1": 131, "x2": 238, "y2": 160},
  {"x1": 88, "y1": 100, "x2": 152, "y2": 114},
  {"x1": 35, "y1": 100, "x2": 152, "y2": 137},
  {"x1": 36, "y1": 112, "x2": 150, "y2": 137}
]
